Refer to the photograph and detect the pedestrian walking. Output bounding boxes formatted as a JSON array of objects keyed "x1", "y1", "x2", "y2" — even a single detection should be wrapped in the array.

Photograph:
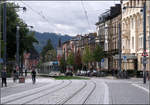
[
  {"x1": 13, "y1": 70, "x2": 17, "y2": 83},
  {"x1": 25, "y1": 69, "x2": 27, "y2": 77},
  {"x1": 1, "y1": 66, "x2": 7, "y2": 87},
  {"x1": 31, "y1": 68, "x2": 36, "y2": 84}
]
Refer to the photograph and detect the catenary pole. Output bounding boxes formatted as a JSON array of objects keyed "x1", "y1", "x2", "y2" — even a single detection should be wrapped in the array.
[
  {"x1": 143, "y1": 2, "x2": 147, "y2": 84},
  {"x1": 118, "y1": 23, "x2": 122, "y2": 78},
  {"x1": 3, "y1": 1, "x2": 6, "y2": 67}
]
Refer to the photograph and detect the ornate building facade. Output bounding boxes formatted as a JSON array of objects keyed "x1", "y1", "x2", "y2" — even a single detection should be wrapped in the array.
[{"x1": 121, "y1": 0, "x2": 150, "y2": 72}]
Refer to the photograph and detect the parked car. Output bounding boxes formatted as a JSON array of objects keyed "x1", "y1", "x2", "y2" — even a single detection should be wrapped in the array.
[
  {"x1": 91, "y1": 70, "x2": 97, "y2": 76},
  {"x1": 80, "y1": 70, "x2": 87, "y2": 76},
  {"x1": 87, "y1": 70, "x2": 92, "y2": 77},
  {"x1": 76, "y1": 70, "x2": 81, "y2": 76},
  {"x1": 65, "y1": 71, "x2": 73, "y2": 76}
]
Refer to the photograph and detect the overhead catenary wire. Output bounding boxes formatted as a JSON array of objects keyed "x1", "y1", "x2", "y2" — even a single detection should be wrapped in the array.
[
  {"x1": 20, "y1": 0, "x2": 52, "y2": 28},
  {"x1": 80, "y1": 0, "x2": 95, "y2": 33}
]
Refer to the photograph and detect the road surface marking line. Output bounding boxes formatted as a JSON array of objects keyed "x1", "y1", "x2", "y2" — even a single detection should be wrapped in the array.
[
  {"x1": 103, "y1": 82, "x2": 109, "y2": 104},
  {"x1": 132, "y1": 83, "x2": 149, "y2": 93}
]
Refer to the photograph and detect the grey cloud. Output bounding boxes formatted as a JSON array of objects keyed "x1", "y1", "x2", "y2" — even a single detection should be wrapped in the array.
[{"x1": 16, "y1": 1, "x2": 118, "y2": 36}]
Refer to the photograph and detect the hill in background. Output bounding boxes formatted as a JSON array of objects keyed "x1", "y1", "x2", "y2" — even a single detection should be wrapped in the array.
[{"x1": 34, "y1": 32, "x2": 73, "y2": 53}]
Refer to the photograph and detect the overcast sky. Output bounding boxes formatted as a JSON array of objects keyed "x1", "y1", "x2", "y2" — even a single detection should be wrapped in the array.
[{"x1": 13, "y1": 1, "x2": 120, "y2": 36}]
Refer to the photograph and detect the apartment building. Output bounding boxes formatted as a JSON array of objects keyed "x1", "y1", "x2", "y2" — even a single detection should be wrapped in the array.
[
  {"x1": 121, "y1": 0, "x2": 150, "y2": 71},
  {"x1": 62, "y1": 33, "x2": 97, "y2": 70},
  {"x1": 96, "y1": 4, "x2": 121, "y2": 71}
]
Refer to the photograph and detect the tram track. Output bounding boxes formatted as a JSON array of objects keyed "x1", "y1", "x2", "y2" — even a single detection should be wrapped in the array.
[
  {"x1": 56, "y1": 81, "x2": 87, "y2": 104},
  {"x1": 23, "y1": 80, "x2": 72, "y2": 104},
  {"x1": 56, "y1": 81, "x2": 96, "y2": 105},
  {"x1": 82, "y1": 81, "x2": 96, "y2": 104},
  {"x1": 2, "y1": 80, "x2": 64, "y2": 104}
]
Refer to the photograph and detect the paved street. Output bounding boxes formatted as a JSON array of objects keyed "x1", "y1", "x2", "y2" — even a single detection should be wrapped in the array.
[{"x1": 0, "y1": 77, "x2": 149, "y2": 104}]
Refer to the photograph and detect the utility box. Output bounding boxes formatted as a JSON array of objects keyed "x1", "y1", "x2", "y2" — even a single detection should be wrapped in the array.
[{"x1": 19, "y1": 76, "x2": 25, "y2": 83}]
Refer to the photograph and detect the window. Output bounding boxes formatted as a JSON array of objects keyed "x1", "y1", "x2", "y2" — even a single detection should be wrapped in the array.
[
  {"x1": 130, "y1": 0, "x2": 132, "y2": 7},
  {"x1": 139, "y1": 36, "x2": 143, "y2": 48},
  {"x1": 137, "y1": 0, "x2": 139, "y2": 5},
  {"x1": 132, "y1": 18, "x2": 134, "y2": 29},
  {"x1": 132, "y1": 37, "x2": 134, "y2": 49}
]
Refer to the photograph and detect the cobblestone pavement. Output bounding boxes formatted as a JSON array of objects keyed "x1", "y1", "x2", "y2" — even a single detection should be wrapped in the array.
[{"x1": 0, "y1": 77, "x2": 149, "y2": 104}]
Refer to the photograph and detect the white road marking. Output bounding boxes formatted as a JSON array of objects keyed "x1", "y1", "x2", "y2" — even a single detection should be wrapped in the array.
[
  {"x1": 132, "y1": 83, "x2": 149, "y2": 93},
  {"x1": 103, "y1": 82, "x2": 109, "y2": 104}
]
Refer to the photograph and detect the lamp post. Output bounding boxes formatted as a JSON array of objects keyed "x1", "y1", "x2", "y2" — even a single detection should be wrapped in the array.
[
  {"x1": 2, "y1": 1, "x2": 26, "y2": 68},
  {"x1": 16, "y1": 25, "x2": 33, "y2": 76},
  {"x1": 123, "y1": 2, "x2": 147, "y2": 84},
  {"x1": 0, "y1": 0, "x2": 2, "y2": 63},
  {"x1": 149, "y1": 16, "x2": 150, "y2": 76},
  {"x1": 3, "y1": 1, "x2": 6, "y2": 67}
]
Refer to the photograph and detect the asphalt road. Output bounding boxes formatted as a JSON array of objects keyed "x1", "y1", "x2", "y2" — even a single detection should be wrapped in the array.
[{"x1": 0, "y1": 77, "x2": 149, "y2": 104}]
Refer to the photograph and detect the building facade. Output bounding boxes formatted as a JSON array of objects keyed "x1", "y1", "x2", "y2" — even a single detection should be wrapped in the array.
[
  {"x1": 121, "y1": 0, "x2": 150, "y2": 72},
  {"x1": 96, "y1": 4, "x2": 121, "y2": 71}
]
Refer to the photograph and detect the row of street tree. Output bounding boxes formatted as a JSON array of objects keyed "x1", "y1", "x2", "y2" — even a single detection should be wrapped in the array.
[
  {"x1": 0, "y1": 3, "x2": 38, "y2": 75},
  {"x1": 59, "y1": 44, "x2": 105, "y2": 73}
]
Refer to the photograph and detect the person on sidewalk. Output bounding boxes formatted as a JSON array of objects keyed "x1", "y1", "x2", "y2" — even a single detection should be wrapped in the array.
[
  {"x1": 13, "y1": 69, "x2": 18, "y2": 83},
  {"x1": 31, "y1": 68, "x2": 36, "y2": 84},
  {"x1": 1, "y1": 66, "x2": 7, "y2": 87},
  {"x1": 25, "y1": 69, "x2": 27, "y2": 77}
]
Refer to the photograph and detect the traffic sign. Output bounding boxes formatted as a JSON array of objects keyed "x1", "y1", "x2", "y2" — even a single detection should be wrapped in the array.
[
  {"x1": 142, "y1": 51, "x2": 148, "y2": 56},
  {"x1": 0, "y1": 58, "x2": 3, "y2": 63},
  {"x1": 123, "y1": 56, "x2": 127, "y2": 61},
  {"x1": 101, "y1": 58, "x2": 104, "y2": 62}
]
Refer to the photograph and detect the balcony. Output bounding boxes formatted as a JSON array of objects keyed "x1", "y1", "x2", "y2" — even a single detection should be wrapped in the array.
[{"x1": 122, "y1": 49, "x2": 130, "y2": 53}]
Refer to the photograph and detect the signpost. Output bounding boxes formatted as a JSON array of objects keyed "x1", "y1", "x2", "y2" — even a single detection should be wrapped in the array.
[
  {"x1": 101, "y1": 58, "x2": 104, "y2": 62},
  {"x1": 123, "y1": 56, "x2": 127, "y2": 78},
  {"x1": 0, "y1": 58, "x2": 3, "y2": 63}
]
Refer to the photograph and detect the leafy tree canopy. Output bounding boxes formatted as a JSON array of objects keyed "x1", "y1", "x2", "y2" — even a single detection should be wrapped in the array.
[
  {"x1": 82, "y1": 46, "x2": 93, "y2": 65},
  {"x1": 1, "y1": 3, "x2": 38, "y2": 60},
  {"x1": 92, "y1": 44, "x2": 104, "y2": 62},
  {"x1": 40, "y1": 39, "x2": 54, "y2": 62},
  {"x1": 45, "y1": 49, "x2": 57, "y2": 62},
  {"x1": 67, "y1": 52, "x2": 75, "y2": 66}
]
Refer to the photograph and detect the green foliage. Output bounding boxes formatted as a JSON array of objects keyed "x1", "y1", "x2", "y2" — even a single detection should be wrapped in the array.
[
  {"x1": 67, "y1": 52, "x2": 75, "y2": 66},
  {"x1": 82, "y1": 46, "x2": 93, "y2": 65},
  {"x1": 1, "y1": 3, "x2": 38, "y2": 60},
  {"x1": 59, "y1": 55, "x2": 66, "y2": 73},
  {"x1": 45, "y1": 49, "x2": 57, "y2": 61},
  {"x1": 92, "y1": 45, "x2": 104, "y2": 62},
  {"x1": 41, "y1": 39, "x2": 54, "y2": 62},
  {"x1": 74, "y1": 50, "x2": 82, "y2": 71}
]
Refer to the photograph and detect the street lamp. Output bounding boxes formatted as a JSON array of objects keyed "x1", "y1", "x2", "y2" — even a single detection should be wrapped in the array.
[
  {"x1": 2, "y1": 1, "x2": 26, "y2": 67},
  {"x1": 123, "y1": 2, "x2": 147, "y2": 84},
  {"x1": 16, "y1": 25, "x2": 33, "y2": 76}
]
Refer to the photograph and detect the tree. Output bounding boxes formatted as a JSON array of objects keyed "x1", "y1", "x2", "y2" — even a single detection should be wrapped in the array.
[
  {"x1": 59, "y1": 55, "x2": 66, "y2": 73},
  {"x1": 92, "y1": 45, "x2": 104, "y2": 62},
  {"x1": 82, "y1": 46, "x2": 93, "y2": 70},
  {"x1": 41, "y1": 39, "x2": 53, "y2": 62},
  {"x1": 92, "y1": 44, "x2": 104, "y2": 69},
  {"x1": 1, "y1": 3, "x2": 38, "y2": 60},
  {"x1": 45, "y1": 49, "x2": 57, "y2": 62},
  {"x1": 1, "y1": 3, "x2": 38, "y2": 75},
  {"x1": 67, "y1": 52, "x2": 75, "y2": 67},
  {"x1": 74, "y1": 50, "x2": 82, "y2": 71}
]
